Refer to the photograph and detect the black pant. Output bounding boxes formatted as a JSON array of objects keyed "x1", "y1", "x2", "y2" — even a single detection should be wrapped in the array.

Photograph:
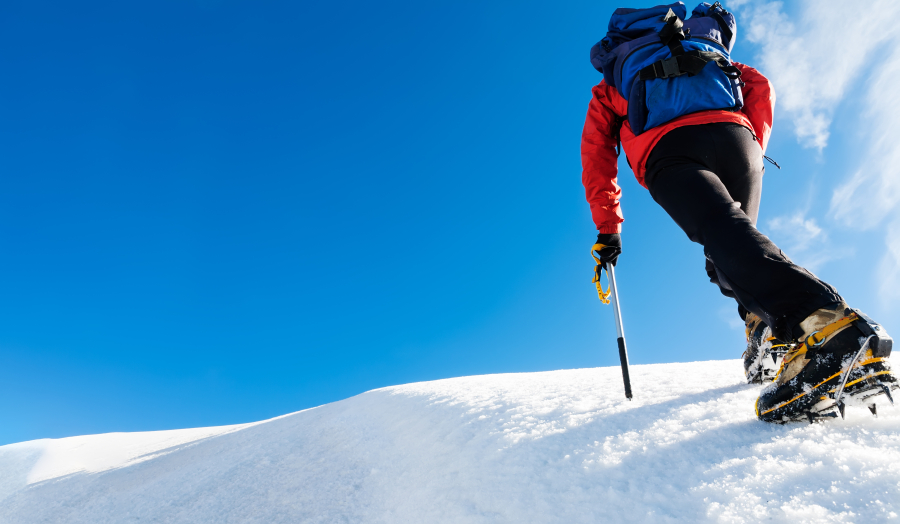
[{"x1": 645, "y1": 123, "x2": 842, "y2": 340}]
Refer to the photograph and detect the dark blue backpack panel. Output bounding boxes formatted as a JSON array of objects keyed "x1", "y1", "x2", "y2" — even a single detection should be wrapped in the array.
[
  {"x1": 690, "y1": 2, "x2": 736, "y2": 52},
  {"x1": 590, "y1": 2, "x2": 742, "y2": 135}
]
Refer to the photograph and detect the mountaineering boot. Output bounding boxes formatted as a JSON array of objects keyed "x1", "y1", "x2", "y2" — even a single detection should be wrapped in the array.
[
  {"x1": 742, "y1": 311, "x2": 789, "y2": 384},
  {"x1": 756, "y1": 302, "x2": 898, "y2": 423}
]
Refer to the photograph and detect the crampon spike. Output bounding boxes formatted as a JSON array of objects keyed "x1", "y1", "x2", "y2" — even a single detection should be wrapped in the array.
[
  {"x1": 868, "y1": 404, "x2": 877, "y2": 417},
  {"x1": 806, "y1": 411, "x2": 838, "y2": 423},
  {"x1": 832, "y1": 335, "x2": 874, "y2": 418},
  {"x1": 883, "y1": 385, "x2": 895, "y2": 406}
]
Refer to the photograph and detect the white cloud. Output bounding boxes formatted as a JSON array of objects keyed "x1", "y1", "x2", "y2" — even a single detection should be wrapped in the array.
[
  {"x1": 733, "y1": 0, "x2": 898, "y2": 150},
  {"x1": 730, "y1": 0, "x2": 900, "y2": 304},
  {"x1": 765, "y1": 212, "x2": 843, "y2": 274},
  {"x1": 877, "y1": 219, "x2": 900, "y2": 306},
  {"x1": 718, "y1": 305, "x2": 745, "y2": 332},
  {"x1": 830, "y1": 44, "x2": 900, "y2": 228}
]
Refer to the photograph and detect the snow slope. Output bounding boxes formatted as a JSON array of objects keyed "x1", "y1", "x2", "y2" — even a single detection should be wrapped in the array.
[{"x1": 1, "y1": 360, "x2": 899, "y2": 523}]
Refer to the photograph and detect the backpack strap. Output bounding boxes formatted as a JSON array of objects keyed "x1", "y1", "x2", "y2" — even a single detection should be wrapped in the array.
[
  {"x1": 658, "y1": 8, "x2": 686, "y2": 56},
  {"x1": 640, "y1": 51, "x2": 740, "y2": 80},
  {"x1": 638, "y1": 8, "x2": 741, "y2": 81}
]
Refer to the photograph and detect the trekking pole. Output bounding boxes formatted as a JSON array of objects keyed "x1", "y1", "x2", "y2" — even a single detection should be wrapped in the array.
[
  {"x1": 606, "y1": 264, "x2": 632, "y2": 400},
  {"x1": 592, "y1": 247, "x2": 633, "y2": 400}
]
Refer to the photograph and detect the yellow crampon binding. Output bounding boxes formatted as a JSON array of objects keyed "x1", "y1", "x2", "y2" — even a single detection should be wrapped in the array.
[
  {"x1": 775, "y1": 313, "x2": 861, "y2": 378},
  {"x1": 591, "y1": 243, "x2": 612, "y2": 305}
]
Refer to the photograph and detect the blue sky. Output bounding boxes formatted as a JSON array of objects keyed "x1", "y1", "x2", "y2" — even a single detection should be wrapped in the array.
[{"x1": 1, "y1": 0, "x2": 897, "y2": 446}]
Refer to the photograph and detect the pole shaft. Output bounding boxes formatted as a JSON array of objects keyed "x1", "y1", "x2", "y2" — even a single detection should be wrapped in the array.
[
  {"x1": 607, "y1": 264, "x2": 633, "y2": 399},
  {"x1": 607, "y1": 264, "x2": 625, "y2": 339}
]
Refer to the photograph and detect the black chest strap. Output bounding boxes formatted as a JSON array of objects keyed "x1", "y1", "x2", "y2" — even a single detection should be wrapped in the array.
[{"x1": 639, "y1": 8, "x2": 741, "y2": 81}]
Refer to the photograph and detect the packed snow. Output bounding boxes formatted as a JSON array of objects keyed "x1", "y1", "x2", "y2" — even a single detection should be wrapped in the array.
[{"x1": 1, "y1": 359, "x2": 899, "y2": 523}]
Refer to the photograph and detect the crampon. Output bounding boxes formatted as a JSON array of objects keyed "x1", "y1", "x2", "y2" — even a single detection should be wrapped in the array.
[
  {"x1": 756, "y1": 306, "x2": 897, "y2": 424},
  {"x1": 744, "y1": 338, "x2": 790, "y2": 384},
  {"x1": 743, "y1": 312, "x2": 790, "y2": 384},
  {"x1": 788, "y1": 337, "x2": 898, "y2": 424}
]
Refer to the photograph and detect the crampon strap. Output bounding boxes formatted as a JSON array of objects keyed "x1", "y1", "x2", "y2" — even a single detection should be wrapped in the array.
[
  {"x1": 591, "y1": 243, "x2": 613, "y2": 305},
  {"x1": 778, "y1": 313, "x2": 860, "y2": 372}
]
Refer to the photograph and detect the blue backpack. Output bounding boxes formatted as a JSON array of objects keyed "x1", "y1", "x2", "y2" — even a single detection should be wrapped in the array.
[{"x1": 591, "y1": 2, "x2": 743, "y2": 135}]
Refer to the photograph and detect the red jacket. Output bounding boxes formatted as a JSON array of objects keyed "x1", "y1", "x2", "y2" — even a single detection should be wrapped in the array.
[{"x1": 581, "y1": 63, "x2": 775, "y2": 233}]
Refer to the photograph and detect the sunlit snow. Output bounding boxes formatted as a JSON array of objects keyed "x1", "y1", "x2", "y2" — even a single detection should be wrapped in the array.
[{"x1": 1, "y1": 360, "x2": 898, "y2": 523}]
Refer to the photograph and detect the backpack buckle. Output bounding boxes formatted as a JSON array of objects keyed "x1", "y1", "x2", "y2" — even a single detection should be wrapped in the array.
[
  {"x1": 659, "y1": 56, "x2": 682, "y2": 78},
  {"x1": 640, "y1": 56, "x2": 686, "y2": 81}
]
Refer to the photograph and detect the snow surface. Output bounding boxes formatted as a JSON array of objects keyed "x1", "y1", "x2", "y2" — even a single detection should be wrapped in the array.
[{"x1": 1, "y1": 359, "x2": 899, "y2": 523}]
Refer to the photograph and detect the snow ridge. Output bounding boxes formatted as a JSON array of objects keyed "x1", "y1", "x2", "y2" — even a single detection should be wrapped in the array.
[{"x1": 1, "y1": 360, "x2": 898, "y2": 523}]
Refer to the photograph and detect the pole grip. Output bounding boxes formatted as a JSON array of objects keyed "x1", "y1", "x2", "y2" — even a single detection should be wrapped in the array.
[{"x1": 617, "y1": 336, "x2": 632, "y2": 399}]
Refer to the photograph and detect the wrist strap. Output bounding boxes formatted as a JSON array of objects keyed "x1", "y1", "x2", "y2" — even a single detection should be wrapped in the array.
[{"x1": 591, "y1": 243, "x2": 613, "y2": 305}]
